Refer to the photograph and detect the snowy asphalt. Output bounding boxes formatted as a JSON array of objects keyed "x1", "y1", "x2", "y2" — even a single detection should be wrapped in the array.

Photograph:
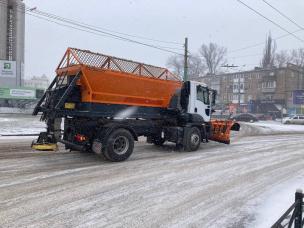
[{"x1": 0, "y1": 123, "x2": 303, "y2": 228}]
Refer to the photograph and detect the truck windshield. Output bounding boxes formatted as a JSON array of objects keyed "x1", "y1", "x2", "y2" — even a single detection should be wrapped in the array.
[{"x1": 197, "y1": 85, "x2": 209, "y2": 105}]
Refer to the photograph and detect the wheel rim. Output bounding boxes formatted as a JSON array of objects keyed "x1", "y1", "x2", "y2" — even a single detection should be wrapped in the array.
[
  {"x1": 113, "y1": 136, "x2": 129, "y2": 155},
  {"x1": 190, "y1": 133, "x2": 200, "y2": 146}
]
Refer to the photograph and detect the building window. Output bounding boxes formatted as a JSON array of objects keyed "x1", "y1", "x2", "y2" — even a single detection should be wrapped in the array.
[
  {"x1": 240, "y1": 94, "x2": 244, "y2": 102},
  {"x1": 262, "y1": 81, "x2": 276, "y2": 88}
]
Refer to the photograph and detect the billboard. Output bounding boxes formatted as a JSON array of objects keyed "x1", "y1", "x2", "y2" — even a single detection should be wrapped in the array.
[
  {"x1": 293, "y1": 90, "x2": 304, "y2": 105},
  {"x1": 0, "y1": 60, "x2": 16, "y2": 78},
  {"x1": 0, "y1": 87, "x2": 36, "y2": 99}
]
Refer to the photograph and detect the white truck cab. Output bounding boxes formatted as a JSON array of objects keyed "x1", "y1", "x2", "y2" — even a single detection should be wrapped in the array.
[{"x1": 187, "y1": 81, "x2": 213, "y2": 122}]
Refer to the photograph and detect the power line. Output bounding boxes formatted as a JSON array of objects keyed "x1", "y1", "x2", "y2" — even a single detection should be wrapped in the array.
[
  {"x1": 262, "y1": 0, "x2": 304, "y2": 30},
  {"x1": 27, "y1": 13, "x2": 124, "y2": 40},
  {"x1": 228, "y1": 42, "x2": 265, "y2": 54},
  {"x1": 236, "y1": 0, "x2": 304, "y2": 43},
  {"x1": 229, "y1": 53, "x2": 261, "y2": 59},
  {"x1": 33, "y1": 9, "x2": 183, "y2": 45},
  {"x1": 228, "y1": 28, "x2": 303, "y2": 54},
  {"x1": 0, "y1": 0, "x2": 183, "y2": 46},
  {"x1": 2, "y1": 0, "x2": 303, "y2": 57},
  {"x1": 28, "y1": 12, "x2": 184, "y2": 51},
  {"x1": 30, "y1": 10, "x2": 184, "y2": 55},
  {"x1": 0, "y1": 1, "x2": 184, "y2": 56}
]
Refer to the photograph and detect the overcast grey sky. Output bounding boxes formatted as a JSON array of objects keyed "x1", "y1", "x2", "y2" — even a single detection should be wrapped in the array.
[{"x1": 24, "y1": 0, "x2": 304, "y2": 79}]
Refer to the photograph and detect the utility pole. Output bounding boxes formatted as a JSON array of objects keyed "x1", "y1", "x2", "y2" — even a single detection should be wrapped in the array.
[
  {"x1": 238, "y1": 74, "x2": 241, "y2": 113},
  {"x1": 184, "y1": 37, "x2": 188, "y2": 81}
]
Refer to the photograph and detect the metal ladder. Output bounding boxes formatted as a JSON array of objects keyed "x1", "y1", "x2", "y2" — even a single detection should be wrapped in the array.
[{"x1": 33, "y1": 71, "x2": 80, "y2": 116}]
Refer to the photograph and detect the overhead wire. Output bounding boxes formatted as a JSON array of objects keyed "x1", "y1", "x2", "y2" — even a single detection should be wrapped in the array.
[
  {"x1": 236, "y1": 0, "x2": 304, "y2": 43},
  {"x1": 4, "y1": 0, "x2": 304, "y2": 59},
  {"x1": 0, "y1": 0, "x2": 183, "y2": 46},
  {"x1": 229, "y1": 53, "x2": 261, "y2": 59},
  {"x1": 28, "y1": 11, "x2": 185, "y2": 52},
  {"x1": 29, "y1": 7, "x2": 184, "y2": 48},
  {"x1": 228, "y1": 0, "x2": 304, "y2": 58},
  {"x1": 228, "y1": 28, "x2": 303, "y2": 54},
  {"x1": 0, "y1": 0, "x2": 184, "y2": 56},
  {"x1": 33, "y1": 8, "x2": 184, "y2": 45},
  {"x1": 30, "y1": 11, "x2": 184, "y2": 55},
  {"x1": 262, "y1": 0, "x2": 304, "y2": 30},
  {"x1": 26, "y1": 13, "x2": 126, "y2": 41}
]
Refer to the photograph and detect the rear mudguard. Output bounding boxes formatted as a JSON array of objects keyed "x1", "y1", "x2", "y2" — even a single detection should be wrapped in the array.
[{"x1": 209, "y1": 120, "x2": 240, "y2": 144}]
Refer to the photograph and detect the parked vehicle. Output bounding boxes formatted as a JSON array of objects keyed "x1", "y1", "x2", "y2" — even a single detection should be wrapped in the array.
[
  {"x1": 230, "y1": 113, "x2": 258, "y2": 122},
  {"x1": 283, "y1": 115, "x2": 304, "y2": 125},
  {"x1": 31, "y1": 48, "x2": 240, "y2": 162},
  {"x1": 255, "y1": 113, "x2": 273, "y2": 121}
]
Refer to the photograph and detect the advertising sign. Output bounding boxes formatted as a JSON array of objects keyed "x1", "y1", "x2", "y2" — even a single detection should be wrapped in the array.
[
  {"x1": 0, "y1": 60, "x2": 16, "y2": 78},
  {"x1": 293, "y1": 90, "x2": 304, "y2": 105},
  {"x1": 10, "y1": 89, "x2": 35, "y2": 98},
  {"x1": 0, "y1": 87, "x2": 36, "y2": 99}
]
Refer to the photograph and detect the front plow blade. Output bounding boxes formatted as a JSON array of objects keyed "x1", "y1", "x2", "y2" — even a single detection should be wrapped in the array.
[{"x1": 209, "y1": 120, "x2": 240, "y2": 144}]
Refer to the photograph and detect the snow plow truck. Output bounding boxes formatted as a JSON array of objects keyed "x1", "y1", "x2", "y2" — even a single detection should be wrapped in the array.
[{"x1": 32, "y1": 48, "x2": 240, "y2": 162}]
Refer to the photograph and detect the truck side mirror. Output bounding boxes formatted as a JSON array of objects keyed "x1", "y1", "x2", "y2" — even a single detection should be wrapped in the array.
[{"x1": 211, "y1": 90, "x2": 217, "y2": 106}]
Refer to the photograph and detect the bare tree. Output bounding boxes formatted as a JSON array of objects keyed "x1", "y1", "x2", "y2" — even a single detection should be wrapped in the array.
[
  {"x1": 290, "y1": 48, "x2": 304, "y2": 67},
  {"x1": 166, "y1": 54, "x2": 205, "y2": 80},
  {"x1": 166, "y1": 55, "x2": 184, "y2": 77},
  {"x1": 188, "y1": 54, "x2": 206, "y2": 80},
  {"x1": 275, "y1": 50, "x2": 291, "y2": 67},
  {"x1": 261, "y1": 33, "x2": 276, "y2": 68},
  {"x1": 199, "y1": 43, "x2": 227, "y2": 75}
]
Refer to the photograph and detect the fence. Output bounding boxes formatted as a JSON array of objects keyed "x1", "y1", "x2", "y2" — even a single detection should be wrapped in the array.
[{"x1": 272, "y1": 189, "x2": 303, "y2": 228}]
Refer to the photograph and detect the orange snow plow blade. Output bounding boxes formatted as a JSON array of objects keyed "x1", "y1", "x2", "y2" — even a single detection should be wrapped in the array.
[{"x1": 209, "y1": 120, "x2": 240, "y2": 144}]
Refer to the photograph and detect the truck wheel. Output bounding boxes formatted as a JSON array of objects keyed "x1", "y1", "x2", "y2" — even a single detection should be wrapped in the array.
[
  {"x1": 102, "y1": 129, "x2": 134, "y2": 162},
  {"x1": 184, "y1": 127, "x2": 201, "y2": 152}
]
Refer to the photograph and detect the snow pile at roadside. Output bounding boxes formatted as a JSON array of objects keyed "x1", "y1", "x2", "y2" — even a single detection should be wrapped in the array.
[
  {"x1": 0, "y1": 107, "x2": 33, "y2": 114},
  {"x1": 252, "y1": 121, "x2": 304, "y2": 133},
  {"x1": 238, "y1": 121, "x2": 304, "y2": 137},
  {"x1": 0, "y1": 114, "x2": 45, "y2": 136},
  {"x1": 248, "y1": 176, "x2": 304, "y2": 228}
]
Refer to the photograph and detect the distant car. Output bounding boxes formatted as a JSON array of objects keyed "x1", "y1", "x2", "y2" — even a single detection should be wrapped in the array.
[
  {"x1": 230, "y1": 113, "x2": 258, "y2": 122},
  {"x1": 255, "y1": 113, "x2": 274, "y2": 121},
  {"x1": 282, "y1": 115, "x2": 304, "y2": 125}
]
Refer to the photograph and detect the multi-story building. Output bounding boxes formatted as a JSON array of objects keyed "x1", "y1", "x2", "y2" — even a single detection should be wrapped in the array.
[
  {"x1": 24, "y1": 75, "x2": 50, "y2": 90},
  {"x1": 200, "y1": 64, "x2": 304, "y2": 115},
  {"x1": 0, "y1": 0, "x2": 25, "y2": 87}
]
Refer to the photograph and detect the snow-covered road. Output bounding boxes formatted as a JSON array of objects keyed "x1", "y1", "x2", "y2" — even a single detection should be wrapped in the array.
[{"x1": 0, "y1": 123, "x2": 303, "y2": 227}]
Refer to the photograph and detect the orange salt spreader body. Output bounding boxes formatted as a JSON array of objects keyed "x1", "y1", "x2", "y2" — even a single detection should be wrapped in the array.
[{"x1": 55, "y1": 48, "x2": 182, "y2": 109}]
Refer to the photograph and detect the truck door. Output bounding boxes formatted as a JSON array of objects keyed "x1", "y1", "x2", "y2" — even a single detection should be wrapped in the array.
[{"x1": 188, "y1": 82, "x2": 211, "y2": 122}]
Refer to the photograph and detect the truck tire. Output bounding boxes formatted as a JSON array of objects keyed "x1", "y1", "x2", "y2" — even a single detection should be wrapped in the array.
[
  {"x1": 102, "y1": 128, "x2": 134, "y2": 162},
  {"x1": 184, "y1": 127, "x2": 201, "y2": 152}
]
